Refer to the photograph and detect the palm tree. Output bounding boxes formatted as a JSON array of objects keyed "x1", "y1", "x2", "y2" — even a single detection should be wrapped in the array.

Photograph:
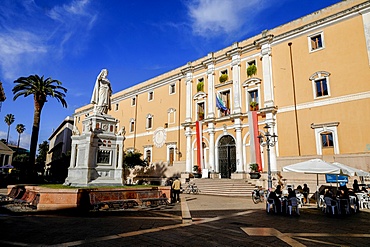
[
  {"x1": 12, "y1": 75, "x2": 67, "y2": 171},
  {"x1": 4, "y1": 113, "x2": 15, "y2": 144},
  {"x1": 16, "y1": 123, "x2": 26, "y2": 152}
]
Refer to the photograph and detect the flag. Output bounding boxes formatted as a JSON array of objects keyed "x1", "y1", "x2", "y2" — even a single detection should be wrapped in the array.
[{"x1": 216, "y1": 92, "x2": 229, "y2": 112}]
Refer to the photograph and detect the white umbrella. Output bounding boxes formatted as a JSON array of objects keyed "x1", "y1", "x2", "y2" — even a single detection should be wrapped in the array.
[
  {"x1": 0, "y1": 164, "x2": 14, "y2": 169},
  {"x1": 283, "y1": 159, "x2": 350, "y2": 175},
  {"x1": 283, "y1": 159, "x2": 351, "y2": 208},
  {"x1": 332, "y1": 162, "x2": 370, "y2": 177}
]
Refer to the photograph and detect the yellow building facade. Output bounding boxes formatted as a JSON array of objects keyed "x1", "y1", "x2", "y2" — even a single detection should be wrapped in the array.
[{"x1": 73, "y1": 0, "x2": 370, "y2": 185}]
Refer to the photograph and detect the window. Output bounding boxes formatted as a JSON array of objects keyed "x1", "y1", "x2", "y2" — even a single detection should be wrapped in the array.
[
  {"x1": 168, "y1": 108, "x2": 176, "y2": 124},
  {"x1": 169, "y1": 84, "x2": 176, "y2": 94},
  {"x1": 247, "y1": 60, "x2": 256, "y2": 66},
  {"x1": 131, "y1": 97, "x2": 136, "y2": 106},
  {"x1": 309, "y1": 71, "x2": 330, "y2": 99},
  {"x1": 311, "y1": 122, "x2": 339, "y2": 155},
  {"x1": 308, "y1": 32, "x2": 324, "y2": 52},
  {"x1": 169, "y1": 147, "x2": 174, "y2": 165},
  {"x1": 248, "y1": 89, "x2": 259, "y2": 111},
  {"x1": 129, "y1": 119, "x2": 135, "y2": 132},
  {"x1": 146, "y1": 114, "x2": 153, "y2": 129},
  {"x1": 115, "y1": 103, "x2": 119, "y2": 111},
  {"x1": 148, "y1": 91, "x2": 153, "y2": 101},
  {"x1": 166, "y1": 143, "x2": 177, "y2": 166},
  {"x1": 216, "y1": 90, "x2": 230, "y2": 116},
  {"x1": 321, "y1": 132, "x2": 333, "y2": 147},
  {"x1": 197, "y1": 102, "x2": 205, "y2": 120},
  {"x1": 144, "y1": 148, "x2": 152, "y2": 164}
]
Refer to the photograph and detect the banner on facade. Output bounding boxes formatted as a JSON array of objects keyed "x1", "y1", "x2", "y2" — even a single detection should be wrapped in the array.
[{"x1": 196, "y1": 120, "x2": 203, "y2": 172}]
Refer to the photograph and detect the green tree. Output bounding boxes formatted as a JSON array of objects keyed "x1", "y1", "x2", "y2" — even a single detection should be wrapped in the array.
[
  {"x1": 15, "y1": 123, "x2": 26, "y2": 152},
  {"x1": 123, "y1": 149, "x2": 148, "y2": 168},
  {"x1": 4, "y1": 113, "x2": 15, "y2": 144},
  {"x1": 36, "y1": 140, "x2": 49, "y2": 174},
  {"x1": 12, "y1": 75, "x2": 67, "y2": 172}
]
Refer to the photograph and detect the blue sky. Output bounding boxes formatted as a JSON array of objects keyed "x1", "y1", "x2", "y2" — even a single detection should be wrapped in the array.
[{"x1": 0, "y1": 0, "x2": 342, "y2": 150}]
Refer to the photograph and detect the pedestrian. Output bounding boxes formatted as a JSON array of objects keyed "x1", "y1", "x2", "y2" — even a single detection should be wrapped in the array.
[
  {"x1": 172, "y1": 177, "x2": 181, "y2": 203},
  {"x1": 353, "y1": 179, "x2": 360, "y2": 193},
  {"x1": 302, "y1": 184, "x2": 310, "y2": 204}
]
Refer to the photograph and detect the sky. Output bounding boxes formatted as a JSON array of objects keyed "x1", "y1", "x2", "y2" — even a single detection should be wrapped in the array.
[{"x1": 0, "y1": 0, "x2": 342, "y2": 151}]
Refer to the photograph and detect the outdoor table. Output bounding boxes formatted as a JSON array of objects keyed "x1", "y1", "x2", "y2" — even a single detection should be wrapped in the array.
[{"x1": 336, "y1": 198, "x2": 350, "y2": 215}]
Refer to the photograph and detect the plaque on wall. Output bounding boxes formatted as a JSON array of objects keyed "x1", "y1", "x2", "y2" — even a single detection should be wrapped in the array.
[{"x1": 153, "y1": 127, "x2": 166, "y2": 148}]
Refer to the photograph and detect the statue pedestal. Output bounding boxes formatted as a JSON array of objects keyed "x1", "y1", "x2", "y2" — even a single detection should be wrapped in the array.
[{"x1": 65, "y1": 113, "x2": 125, "y2": 187}]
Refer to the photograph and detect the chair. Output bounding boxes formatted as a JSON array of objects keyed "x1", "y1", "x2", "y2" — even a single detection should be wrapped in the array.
[
  {"x1": 287, "y1": 197, "x2": 300, "y2": 216},
  {"x1": 349, "y1": 195, "x2": 358, "y2": 213},
  {"x1": 355, "y1": 193, "x2": 368, "y2": 209},
  {"x1": 324, "y1": 197, "x2": 339, "y2": 215},
  {"x1": 266, "y1": 198, "x2": 277, "y2": 214}
]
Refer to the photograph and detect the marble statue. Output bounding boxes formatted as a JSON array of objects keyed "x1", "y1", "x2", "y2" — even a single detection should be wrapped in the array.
[{"x1": 91, "y1": 69, "x2": 112, "y2": 114}]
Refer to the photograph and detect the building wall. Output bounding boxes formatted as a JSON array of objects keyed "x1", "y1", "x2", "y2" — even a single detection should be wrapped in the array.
[{"x1": 72, "y1": 0, "x2": 370, "y2": 181}]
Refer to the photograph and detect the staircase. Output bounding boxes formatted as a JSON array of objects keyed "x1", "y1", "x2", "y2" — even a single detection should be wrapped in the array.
[{"x1": 188, "y1": 179, "x2": 256, "y2": 197}]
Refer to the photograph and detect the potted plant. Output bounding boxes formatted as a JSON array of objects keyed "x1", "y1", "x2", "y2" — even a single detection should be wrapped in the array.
[
  {"x1": 198, "y1": 112, "x2": 204, "y2": 120},
  {"x1": 250, "y1": 101, "x2": 259, "y2": 111},
  {"x1": 193, "y1": 165, "x2": 202, "y2": 178},
  {"x1": 247, "y1": 64, "x2": 257, "y2": 77},
  {"x1": 249, "y1": 163, "x2": 261, "y2": 179},
  {"x1": 197, "y1": 81, "x2": 204, "y2": 92},
  {"x1": 219, "y1": 74, "x2": 228, "y2": 83}
]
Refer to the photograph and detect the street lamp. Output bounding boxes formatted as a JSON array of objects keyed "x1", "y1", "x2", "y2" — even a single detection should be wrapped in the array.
[{"x1": 257, "y1": 123, "x2": 278, "y2": 190}]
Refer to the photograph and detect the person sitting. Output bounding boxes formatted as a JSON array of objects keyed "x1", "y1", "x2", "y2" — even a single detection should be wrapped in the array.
[
  {"x1": 302, "y1": 184, "x2": 310, "y2": 204},
  {"x1": 267, "y1": 190, "x2": 281, "y2": 214},
  {"x1": 274, "y1": 185, "x2": 283, "y2": 198},
  {"x1": 296, "y1": 185, "x2": 303, "y2": 194},
  {"x1": 287, "y1": 188, "x2": 296, "y2": 199},
  {"x1": 324, "y1": 188, "x2": 335, "y2": 199}
]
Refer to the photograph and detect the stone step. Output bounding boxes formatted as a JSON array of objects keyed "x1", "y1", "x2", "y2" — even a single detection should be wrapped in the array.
[{"x1": 185, "y1": 179, "x2": 257, "y2": 197}]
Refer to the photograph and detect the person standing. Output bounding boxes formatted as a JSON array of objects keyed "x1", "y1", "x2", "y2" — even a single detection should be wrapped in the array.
[
  {"x1": 172, "y1": 177, "x2": 181, "y2": 203},
  {"x1": 302, "y1": 184, "x2": 310, "y2": 204}
]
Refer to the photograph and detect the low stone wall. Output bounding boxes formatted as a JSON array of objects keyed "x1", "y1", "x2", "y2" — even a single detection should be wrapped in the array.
[{"x1": 6, "y1": 185, "x2": 171, "y2": 212}]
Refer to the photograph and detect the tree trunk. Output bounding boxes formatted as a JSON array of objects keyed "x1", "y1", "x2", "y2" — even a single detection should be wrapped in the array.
[
  {"x1": 29, "y1": 104, "x2": 43, "y2": 175},
  {"x1": 6, "y1": 125, "x2": 10, "y2": 144}
]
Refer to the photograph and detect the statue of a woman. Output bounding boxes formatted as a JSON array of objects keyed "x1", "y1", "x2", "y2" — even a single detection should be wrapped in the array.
[{"x1": 91, "y1": 69, "x2": 112, "y2": 114}]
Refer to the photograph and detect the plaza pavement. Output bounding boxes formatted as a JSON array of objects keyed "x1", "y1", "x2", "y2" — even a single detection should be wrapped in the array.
[{"x1": 1, "y1": 188, "x2": 370, "y2": 247}]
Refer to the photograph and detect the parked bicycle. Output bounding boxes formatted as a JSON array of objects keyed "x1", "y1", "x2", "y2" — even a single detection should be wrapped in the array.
[
  {"x1": 251, "y1": 186, "x2": 267, "y2": 204},
  {"x1": 184, "y1": 182, "x2": 200, "y2": 194}
]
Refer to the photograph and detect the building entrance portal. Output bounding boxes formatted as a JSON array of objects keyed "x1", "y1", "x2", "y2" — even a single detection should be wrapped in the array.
[{"x1": 218, "y1": 135, "x2": 236, "y2": 178}]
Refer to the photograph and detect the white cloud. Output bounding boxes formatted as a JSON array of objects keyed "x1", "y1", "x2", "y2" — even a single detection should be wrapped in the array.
[
  {"x1": 0, "y1": 0, "x2": 97, "y2": 80},
  {"x1": 186, "y1": 0, "x2": 269, "y2": 38},
  {"x1": 0, "y1": 130, "x2": 30, "y2": 149}
]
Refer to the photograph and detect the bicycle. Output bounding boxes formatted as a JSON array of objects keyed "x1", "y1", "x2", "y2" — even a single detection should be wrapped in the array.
[
  {"x1": 251, "y1": 186, "x2": 267, "y2": 204},
  {"x1": 184, "y1": 182, "x2": 200, "y2": 194}
]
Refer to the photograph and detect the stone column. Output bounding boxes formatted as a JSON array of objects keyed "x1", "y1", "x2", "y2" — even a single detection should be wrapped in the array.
[
  {"x1": 69, "y1": 142, "x2": 77, "y2": 168},
  {"x1": 183, "y1": 63, "x2": 193, "y2": 123},
  {"x1": 185, "y1": 127, "x2": 192, "y2": 173},
  {"x1": 205, "y1": 54, "x2": 215, "y2": 119},
  {"x1": 208, "y1": 122, "x2": 215, "y2": 171},
  {"x1": 261, "y1": 43, "x2": 275, "y2": 108},
  {"x1": 234, "y1": 118, "x2": 244, "y2": 172},
  {"x1": 231, "y1": 47, "x2": 242, "y2": 114}
]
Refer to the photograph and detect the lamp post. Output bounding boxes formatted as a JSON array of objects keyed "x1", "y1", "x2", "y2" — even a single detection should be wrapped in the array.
[{"x1": 258, "y1": 123, "x2": 278, "y2": 190}]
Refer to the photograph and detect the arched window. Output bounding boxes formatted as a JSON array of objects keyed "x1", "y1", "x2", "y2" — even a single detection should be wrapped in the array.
[{"x1": 146, "y1": 114, "x2": 153, "y2": 129}]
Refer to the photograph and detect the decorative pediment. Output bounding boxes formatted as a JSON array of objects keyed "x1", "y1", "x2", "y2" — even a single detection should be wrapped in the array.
[
  {"x1": 309, "y1": 71, "x2": 330, "y2": 80},
  {"x1": 242, "y1": 77, "x2": 262, "y2": 88},
  {"x1": 193, "y1": 91, "x2": 207, "y2": 101}
]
